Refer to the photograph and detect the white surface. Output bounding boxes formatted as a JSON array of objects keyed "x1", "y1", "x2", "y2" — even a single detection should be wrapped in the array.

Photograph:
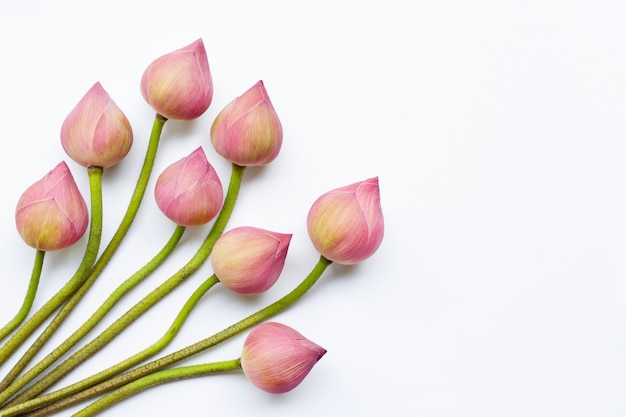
[{"x1": 1, "y1": 0, "x2": 626, "y2": 416}]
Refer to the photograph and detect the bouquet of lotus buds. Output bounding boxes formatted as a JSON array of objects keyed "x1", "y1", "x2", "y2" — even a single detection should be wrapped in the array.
[{"x1": 0, "y1": 39, "x2": 384, "y2": 416}]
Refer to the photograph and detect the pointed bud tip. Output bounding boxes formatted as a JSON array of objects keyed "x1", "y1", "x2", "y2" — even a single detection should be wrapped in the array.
[
  {"x1": 154, "y1": 148, "x2": 223, "y2": 227},
  {"x1": 241, "y1": 322, "x2": 326, "y2": 394},
  {"x1": 210, "y1": 81, "x2": 282, "y2": 166},
  {"x1": 141, "y1": 39, "x2": 213, "y2": 120},
  {"x1": 15, "y1": 162, "x2": 88, "y2": 251},
  {"x1": 61, "y1": 82, "x2": 133, "y2": 168}
]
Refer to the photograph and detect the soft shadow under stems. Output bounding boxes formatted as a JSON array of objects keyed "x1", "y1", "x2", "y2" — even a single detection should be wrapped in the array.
[
  {"x1": 12, "y1": 256, "x2": 333, "y2": 417},
  {"x1": 0, "y1": 114, "x2": 167, "y2": 395},
  {"x1": 3, "y1": 163, "x2": 245, "y2": 408}
]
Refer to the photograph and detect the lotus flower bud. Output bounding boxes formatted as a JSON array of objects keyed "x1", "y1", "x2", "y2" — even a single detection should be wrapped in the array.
[
  {"x1": 60, "y1": 82, "x2": 133, "y2": 168},
  {"x1": 241, "y1": 322, "x2": 326, "y2": 394},
  {"x1": 307, "y1": 177, "x2": 384, "y2": 265},
  {"x1": 140, "y1": 38, "x2": 213, "y2": 120},
  {"x1": 154, "y1": 147, "x2": 223, "y2": 227},
  {"x1": 211, "y1": 227, "x2": 291, "y2": 294},
  {"x1": 15, "y1": 162, "x2": 89, "y2": 251},
  {"x1": 210, "y1": 80, "x2": 282, "y2": 166}
]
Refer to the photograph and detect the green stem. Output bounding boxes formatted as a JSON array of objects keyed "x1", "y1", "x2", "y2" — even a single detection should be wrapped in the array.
[
  {"x1": 94, "y1": 113, "x2": 167, "y2": 272},
  {"x1": 0, "y1": 167, "x2": 103, "y2": 368},
  {"x1": 0, "y1": 250, "x2": 45, "y2": 342},
  {"x1": 0, "y1": 226, "x2": 186, "y2": 407},
  {"x1": 10, "y1": 256, "x2": 332, "y2": 417},
  {"x1": 3, "y1": 271, "x2": 216, "y2": 412},
  {"x1": 53, "y1": 274, "x2": 220, "y2": 401},
  {"x1": 0, "y1": 114, "x2": 166, "y2": 398},
  {"x1": 74, "y1": 359, "x2": 241, "y2": 417},
  {"x1": 5, "y1": 163, "x2": 244, "y2": 407},
  {"x1": 11, "y1": 274, "x2": 219, "y2": 415}
]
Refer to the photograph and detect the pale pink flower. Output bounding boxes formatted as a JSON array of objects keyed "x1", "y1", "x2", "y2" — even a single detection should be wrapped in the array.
[
  {"x1": 307, "y1": 177, "x2": 384, "y2": 264},
  {"x1": 241, "y1": 322, "x2": 326, "y2": 394},
  {"x1": 210, "y1": 81, "x2": 282, "y2": 166},
  {"x1": 15, "y1": 162, "x2": 89, "y2": 251},
  {"x1": 141, "y1": 39, "x2": 213, "y2": 120},
  {"x1": 60, "y1": 82, "x2": 133, "y2": 168},
  {"x1": 154, "y1": 147, "x2": 223, "y2": 227},
  {"x1": 211, "y1": 226, "x2": 291, "y2": 294}
]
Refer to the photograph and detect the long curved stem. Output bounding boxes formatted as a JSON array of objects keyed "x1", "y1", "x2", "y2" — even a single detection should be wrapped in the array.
[
  {"x1": 93, "y1": 113, "x2": 167, "y2": 272},
  {"x1": 0, "y1": 250, "x2": 45, "y2": 342},
  {"x1": 10, "y1": 255, "x2": 332, "y2": 417},
  {"x1": 0, "y1": 114, "x2": 166, "y2": 397},
  {"x1": 5, "y1": 163, "x2": 244, "y2": 406},
  {"x1": 0, "y1": 166, "x2": 103, "y2": 369},
  {"x1": 47, "y1": 274, "x2": 219, "y2": 403},
  {"x1": 74, "y1": 359, "x2": 241, "y2": 417},
  {"x1": 0, "y1": 226, "x2": 186, "y2": 406},
  {"x1": 3, "y1": 271, "x2": 216, "y2": 412}
]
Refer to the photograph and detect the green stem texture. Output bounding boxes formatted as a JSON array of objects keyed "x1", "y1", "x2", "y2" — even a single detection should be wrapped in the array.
[
  {"x1": 11, "y1": 255, "x2": 332, "y2": 417},
  {"x1": 0, "y1": 226, "x2": 186, "y2": 407},
  {"x1": 2, "y1": 271, "x2": 216, "y2": 413},
  {"x1": 74, "y1": 359, "x2": 241, "y2": 417},
  {"x1": 0, "y1": 250, "x2": 45, "y2": 342},
  {"x1": 7, "y1": 275, "x2": 220, "y2": 416}
]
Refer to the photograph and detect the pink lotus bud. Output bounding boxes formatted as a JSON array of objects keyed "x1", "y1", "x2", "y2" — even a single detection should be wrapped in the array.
[
  {"x1": 307, "y1": 177, "x2": 384, "y2": 265},
  {"x1": 211, "y1": 227, "x2": 291, "y2": 294},
  {"x1": 240, "y1": 322, "x2": 326, "y2": 394},
  {"x1": 60, "y1": 82, "x2": 133, "y2": 168},
  {"x1": 210, "y1": 80, "x2": 283, "y2": 166},
  {"x1": 15, "y1": 162, "x2": 89, "y2": 251},
  {"x1": 154, "y1": 147, "x2": 223, "y2": 227},
  {"x1": 140, "y1": 38, "x2": 213, "y2": 120}
]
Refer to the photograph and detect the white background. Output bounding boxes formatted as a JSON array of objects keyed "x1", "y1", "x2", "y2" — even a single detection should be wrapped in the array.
[{"x1": 1, "y1": 0, "x2": 626, "y2": 416}]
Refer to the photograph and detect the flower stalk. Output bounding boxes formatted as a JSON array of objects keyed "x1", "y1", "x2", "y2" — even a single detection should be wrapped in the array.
[
  {"x1": 0, "y1": 250, "x2": 45, "y2": 342},
  {"x1": 1, "y1": 273, "x2": 220, "y2": 415},
  {"x1": 0, "y1": 225, "x2": 186, "y2": 407},
  {"x1": 5, "y1": 255, "x2": 332, "y2": 416},
  {"x1": 74, "y1": 359, "x2": 241, "y2": 417}
]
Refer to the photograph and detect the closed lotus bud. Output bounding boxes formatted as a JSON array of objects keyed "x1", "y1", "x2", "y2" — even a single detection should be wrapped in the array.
[
  {"x1": 154, "y1": 147, "x2": 223, "y2": 227},
  {"x1": 307, "y1": 177, "x2": 384, "y2": 265},
  {"x1": 15, "y1": 162, "x2": 89, "y2": 251},
  {"x1": 211, "y1": 227, "x2": 291, "y2": 294},
  {"x1": 240, "y1": 322, "x2": 326, "y2": 394},
  {"x1": 60, "y1": 82, "x2": 133, "y2": 168},
  {"x1": 141, "y1": 38, "x2": 213, "y2": 120},
  {"x1": 210, "y1": 80, "x2": 282, "y2": 166}
]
